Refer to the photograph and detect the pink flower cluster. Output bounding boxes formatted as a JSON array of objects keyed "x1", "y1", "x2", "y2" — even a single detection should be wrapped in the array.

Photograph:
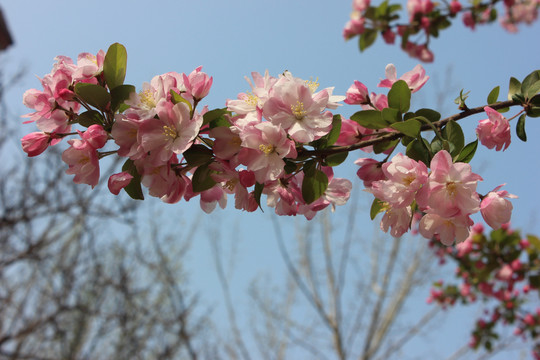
[{"x1": 364, "y1": 150, "x2": 516, "y2": 245}]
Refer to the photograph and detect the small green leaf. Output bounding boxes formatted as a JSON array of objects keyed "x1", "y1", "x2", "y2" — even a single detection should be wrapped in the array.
[
  {"x1": 373, "y1": 139, "x2": 398, "y2": 154},
  {"x1": 350, "y1": 110, "x2": 387, "y2": 129},
  {"x1": 508, "y1": 77, "x2": 521, "y2": 100},
  {"x1": 521, "y1": 70, "x2": 540, "y2": 95},
  {"x1": 359, "y1": 29, "x2": 378, "y2": 52},
  {"x1": 531, "y1": 94, "x2": 540, "y2": 107},
  {"x1": 203, "y1": 108, "x2": 230, "y2": 126},
  {"x1": 110, "y1": 84, "x2": 135, "y2": 112},
  {"x1": 76, "y1": 110, "x2": 104, "y2": 127},
  {"x1": 74, "y1": 83, "x2": 111, "y2": 110},
  {"x1": 324, "y1": 152, "x2": 348, "y2": 167},
  {"x1": 527, "y1": 235, "x2": 540, "y2": 254},
  {"x1": 121, "y1": 159, "x2": 144, "y2": 200},
  {"x1": 415, "y1": 108, "x2": 441, "y2": 122},
  {"x1": 516, "y1": 114, "x2": 527, "y2": 141},
  {"x1": 442, "y1": 120, "x2": 465, "y2": 156},
  {"x1": 192, "y1": 163, "x2": 217, "y2": 193},
  {"x1": 311, "y1": 114, "x2": 342, "y2": 149},
  {"x1": 284, "y1": 159, "x2": 297, "y2": 174},
  {"x1": 382, "y1": 108, "x2": 400, "y2": 124},
  {"x1": 388, "y1": 80, "x2": 411, "y2": 113},
  {"x1": 390, "y1": 118, "x2": 421, "y2": 138},
  {"x1": 456, "y1": 140, "x2": 478, "y2": 163},
  {"x1": 170, "y1": 90, "x2": 193, "y2": 112},
  {"x1": 209, "y1": 116, "x2": 231, "y2": 128},
  {"x1": 487, "y1": 86, "x2": 499, "y2": 104},
  {"x1": 303, "y1": 159, "x2": 317, "y2": 177},
  {"x1": 103, "y1": 43, "x2": 127, "y2": 90},
  {"x1": 527, "y1": 80, "x2": 540, "y2": 99},
  {"x1": 302, "y1": 170, "x2": 328, "y2": 204},
  {"x1": 254, "y1": 182, "x2": 264, "y2": 209},
  {"x1": 526, "y1": 107, "x2": 540, "y2": 118},
  {"x1": 183, "y1": 144, "x2": 214, "y2": 167},
  {"x1": 370, "y1": 198, "x2": 385, "y2": 220}
]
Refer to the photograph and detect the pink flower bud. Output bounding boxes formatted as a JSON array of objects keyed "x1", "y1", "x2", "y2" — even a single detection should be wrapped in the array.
[
  {"x1": 480, "y1": 184, "x2": 517, "y2": 229},
  {"x1": 21, "y1": 132, "x2": 51, "y2": 157},
  {"x1": 524, "y1": 314, "x2": 536, "y2": 326},
  {"x1": 344, "y1": 80, "x2": 369, "y2": 105},
  {"x1": 450, "y1": 0, "x2": 462, "y2": 14},
  {"x1": 382, "y1": 29, "x2": 396, "y2": 44},
  {"x1": 82, "y1": 124, "x2": 108, "y2": 149},
  {"x1": 184, "y1": 66, "x2": 213, "y2": 100}
]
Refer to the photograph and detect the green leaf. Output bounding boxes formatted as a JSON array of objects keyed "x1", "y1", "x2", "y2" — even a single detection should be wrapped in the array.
[
  {"x1": 442, "y1": 120, "x2": 465, "y2": 156},
  {"x1": 526, "y1": 107, "x2": 540, "y2": 118},
  {"x1": 373, "y1": 139, "x2": 398, "y2": 154},
  {"x1": 170, "y1": 90, "x2": 193, "y2": 112},
  {"x1": 110, "y1": 84, "x2": 135, "y2": 112},
  {"x1": 311, "y1": 114, "x2": 342, "y2": 149},
  {"x1": 74, "y1": 83, "x2": 111, "y2": 110},
  {"x1": 103, "y1": 43, "x2": 127, "y2": 90},
  {"x1": 529, "y1": 274, "x2": 540, "y2": 290},
  {"x1": 359, "y1": 29, "x2": 378, "y2": 52},
  {"x1": 183, "y1": 144, "x2": 214, "y2": 167},
  {"x1": 382, "y1": 107, "x2": 400, "y2": 124},
  {"x1": 350, "y1": 110, "x2": 387, "y2": 129},
  {"x1": 254, "y1": 182, "x2": 264, "y2": 209},
  {"x1": 284, "y1": 159, "x2": 297, "y2": 174},
  {"x1": 76, "y1": 110, "x2": 104, "y2": 127},
  {"x1": 456, "y1": 140, "x2": 478, "y2": 163},
  {"x1": 390, "y1": 119, "x2": 421, "y2": 138},
  {"x1": 203, "y1": 108, "x2": 230, "y2": 126},
  {"x1": 487, "y1": 86, "x2": 499, "y2": 105},
  {"x1": 192, "y1": 163, "x2": 217, "y2": 193},
  {"x1": 531, "y1": 94, "x2": 540, "y2": 107},
  {"x1": 303, "y1": 159, "x2": 317, "y2": 177},
  {"x1": 415, "y1": 108, "x2": 441, "y2": 122},
  {"x1": 375, "y1": 0, "x2": 388, "y2": 17},
  {"x1": 521, "y1": 70, "x2": 540, "y2": 95},
  {"x1": 209, "y1": 116, "x2": 231, "y2": 128},
  {"x1": 324, "y1": 152, "x2": 348, "y2": 167},
  {"x1": 527, "y1": 80, "x2": 540, "y2": 99},
  {"x1": 527, "y1": 235, "x2": 540, "y2": 253},
  {"x1": 302, "y1": 169, "x2": 328, "y2": 204},
  {"x1": 516, "y1": 114, "x2": 527, "y2": 141},
  {"x1": 406, "y1": 137, "x2": 431, "y2": 166},
  {"x1": 370, "y1": 198, "x2": 385, "y2": 220},
  {"x1": 388, "y1": 80, "x2": 411, "y2": 113},
  {"x1": 121, "y1": 159, "x2": 144, "y2": 200},
  {"x1": 508, "y1": 77, "x2": 521, "y2": 100}
]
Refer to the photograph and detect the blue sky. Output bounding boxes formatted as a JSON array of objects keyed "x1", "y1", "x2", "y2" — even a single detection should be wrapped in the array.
[{"x1": 3, "y1": 0, "x2": 540, "y2": 358}]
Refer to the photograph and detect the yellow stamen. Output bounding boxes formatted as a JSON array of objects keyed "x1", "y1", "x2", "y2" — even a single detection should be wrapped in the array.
[
  {"x1": 290, "y1": 101, "x2": 307, "y2": 120},
  {"x1": 163, "y1": 125, "x2": 178, "y2": 140},
  {"x1": 259, "y1": 144, "x2": 275, "y2": 155},
  {"x1": 446, "y1": 181, "x2": 457, "y2": 197},
  {"x1": 139, "y1": 89, "x2": 156, "y2": 108},
  {"x1": 245, "y1": 93, "x2": 259, "y2": 107},
  {"x1": 224, "y1": 179, "x2": 238, "y2": 191},
  {"x1": 305, "y1": 77, "x2": 319, "y2": 93},
  {"x1": 403, "y1": 175, "x2": 416, "y2": 186}
]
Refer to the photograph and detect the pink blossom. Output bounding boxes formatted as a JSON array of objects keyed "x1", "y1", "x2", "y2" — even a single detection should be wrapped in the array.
[
  {"x1": 419, "y1": 212, "x2": 473, "y2": 245},
  {"x1": 21, "y1": 132, "x2": 56, "y2": 157},
  {"x1": 449, "y1": 0, "x2": 462, "y2": 14},
  {"x1": 480, "y1": 184, "x2": 517, "y2": 229},
  {"x1": 476, "y1": 106, "x2": 511, "y2": 151},
  {"x1": 183, "y1": 66, "x2": 213, "y2": 100},
  {"x1": 368, "y1": 153, "x2": 428, "y2": 208},
  {"x1": 72, "y1": 50, "x2": 105, "y2": 83},
  {"x1": 344, "y1": 80, "x2": 369, "y2": 105},
  {"x1": 210, "y1": 126, "x2": 242, "y2": 161},
  {"x1": 382, "y1": 29, "x2": 396, "y2": 44},
  {"x1": 343, "y1": 17, "x2": 365, "y2": 39},
  {"x1": 380, "y1": 205, "x2": 412, "y2": 237},
  {"x1": 378, "y1": 64, "x2": 429, "y2": 93},
  {"x1": 335, "y1": 118, "x2": 375, "y2": 150},
  {"x1": 355, "y1": 158, "x2": 385, "y2": 187},
  {"x1": 138, "y1": 156, "x2": 189, "y2": 204},
  {"x1": 497, "y1": 264, "x2": 514, "y2": 281},
  {"x1": 227, "y1": 71, "x2": 277, "y2": 115},
  {"x1": 407, "y1": 0, "x2": 434, "y2": 20},
  {"x1": 237, "y1": 122, "x2": 297, "y2": 183},
  {"x1": 352, "y1": 0, "x2": 370, "y2": 12},
  {"x1": 82, "y1": 124, "x2": 108, "y2": 149},
  {"x1": 61, "y1": 138, "x2": 100, "y2": 188},
  {"x1": 463, "y1": 12, "x2": 476, "y2": 30},
  {"x1": 108, "y1": 172, "x2": 134, "y2": 195},
  {"x1": 416, "y1": 150, "x2": 482, "y2": 218}
]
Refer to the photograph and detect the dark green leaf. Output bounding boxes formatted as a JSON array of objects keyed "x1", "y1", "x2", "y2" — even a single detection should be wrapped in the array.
[
  {"x1": 311, "y1": 114, "x2": 342, "y2": 149},
  {"x1": 401, "y1": 135, "x2": 414, "y2": 146},
  {"x1": 192, "y1": 163, "x2": 217, "y2": 193},
  {"x1": 209, "y1": 116, "x2": 231, "y2": 128},
  {"x1": 303, "y1": 159, "x2": 317, "y2": 177},
  {"x1": 388, "y1": 80, "x2": 411, "y2": 113},
  {"x1": 390, "y1": 119, "x2": 421, "y2": 138},
  {"x1": 527, "y1": 80, "x2": 540, "y2": 99},
  {"x1": 530, "y1": 274, "x2": 540, "y2": 290},
  {"x1": 302, "y1": 169, "x2": 328, "y2": 204},
  {"x1": 406, "y1": 137, "x2": 431, "y2": 166},
  {"x1": 254, "y1": 182, "x2": 264, "y2": 209},
  {"x1": 359, "y1": 29, "x2": 378, "y2": 52},
  {"x1": 531, "y1": 94, "x2": 540, "y2": 107},
  {"x1": 76, "y1": 110, "x2": 104, "y2": 127},
  {"x1": 203, "y1": 108, "x2": 230, "y2": 126},
  {"x1": 382, "y1": 108, "x2": 400, "y2": 124},
  {"x1": 350, "y1": 110, "x2": 387, "y2": 129},
  {"x1": 183, "y1": 144, "x2": 214, "y2": 167},
  {"x1": 110, "y1": 84, "x2": 135, "y2": 112},
  {"x1": 121, "y1": 159, "x2": 144, "y2": 200},
  {"x1": 373, "y1": 139, "x2": 398, "y2": 154},
  {"x1": 456, "y1": 140, "x2": 478, "y2": 163},
  {"x1": 74, "y1": 83, "x2": 111, "y2": 110},
  {"x1": 487, "y1": 86, "x2": 499, "y2": 105},
  {"x1": 516, "y1": 114, "x2": 527, "y2": 141},
  {"x1": 284, "y1": 159, "x2": 297, "y2": 174},
  {"x1": 103, "y1": 43, "x2": 127, "y2": 90},
  {"x1": 526, "y1": 107, "x2": 540, "y2": 118},
  {"x1": 508, "y1": 77, "x2": 521, "y2": 100},
  {"x1": 324, "y1": 152, "x2": 348, "y2": 167},
  {"x1": 415, "y1": 108, "x2": 441, "y2": 122},
  {"x1": 442, "y1": 120, "x2": 465, "y2": 156},
  {"x1": 370, "y1": 198, "x2": 385, "y2": 220}
]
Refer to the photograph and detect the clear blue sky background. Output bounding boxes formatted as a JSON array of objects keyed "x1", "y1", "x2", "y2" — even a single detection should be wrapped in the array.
[{"x1": 3, "y1": 0, "x2": 540, "y2": 358}]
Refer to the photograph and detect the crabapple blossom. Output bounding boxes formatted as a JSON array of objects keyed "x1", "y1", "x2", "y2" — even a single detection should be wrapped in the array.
[
  {"x1": 344, "y1": 80, "x2": 369, "y2": 105},
  {"x1": 476, "y1": 106, "x2": 511, "y2": 151},
  {"x1": 378, "y1": 64, "x2": 429, "y2": 93},
  {"x1": 61, "y1": 138, "x2": 100, "y2": 188},
  {"x1": 82, "y1": 124, "x2": 108, "y2": 149},
  {"x1": 380, "y1": 205, "x2": 413, "y2": 237},
  {"x1": 354, "y1": 158, "x2": 385, "y2": 187},
  {"x1": 108, "y1": 172, "x2": 134, "y2": 195},
  {"x1": 480, "y1": 185, "x2": 517, "y2": 229},
  {"x1": 183, "y1": 66, "x2": 213, "y2": 100},
  {"x1": 419, "y1": 213, "x2": 473, "y2": 245},
  {"x1": 21, "y1": 131, "x2": 60, "y2": 157}
]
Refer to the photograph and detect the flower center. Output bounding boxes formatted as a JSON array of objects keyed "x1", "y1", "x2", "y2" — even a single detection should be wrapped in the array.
[
  {"x1": 259, "y1": 143, "x2": 275, "y2": 155},
  {"x1": 290, "y1": 101, "x2": 307, "y2": 120},
  {"x1": 446, "y1": 181, "x2": 457, "y2": 197},
  {"x1": 245, "y1": 93, "x2": 259, "y2": 107},
  {"x1": 305, "y1": 77, "x2": 319, "y2": 93},
  {"x1": 140, "y1": 89, "x2": 156, "y2": 109},
  {"x1": 403, "y1": 175, "x2": 416, "y2": 186},
  {"x1": 163, "y1": 125, "x2": 178, "y2": 140},
  {"x1": 224, "y1": 179, "x2": 237, "y2": 191}
]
